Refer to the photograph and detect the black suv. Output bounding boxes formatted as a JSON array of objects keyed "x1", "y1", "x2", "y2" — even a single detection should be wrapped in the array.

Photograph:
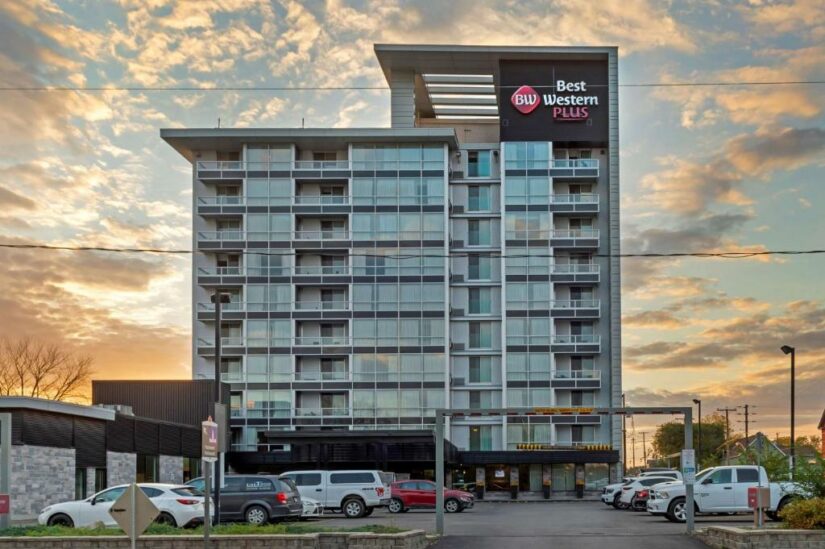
[{"x1": 187, "y1": 475, "x2": 302, "y2": 525}]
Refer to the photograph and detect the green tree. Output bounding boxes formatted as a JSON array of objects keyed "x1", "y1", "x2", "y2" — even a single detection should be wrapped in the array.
[{"x1": 651, "y1": 413, "x2": 728, "y2": 467}]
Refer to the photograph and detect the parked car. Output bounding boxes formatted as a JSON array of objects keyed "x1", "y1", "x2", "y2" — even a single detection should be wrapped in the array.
[
  {"x1": 187, "y1": 475, "x2": 302, "y2": 524},
  {"x1": 631, "y1": 488, "x2": 651, "y2": 511},
  {"x1": 618, "y1": 477, "x2": 675, "y2": 509},
  {"x1": 638, "y1": 470, "x2": 683, "y2": 481},
  {"x1": 279, "y1": 470, "x2": 391, "y2": 518},
  {"x1": 38, "y1": 484, "x2": 209, "y2": 528},
  {"x1": 300, "y1": 497, "x2": 323, "y2": 519},
  {"x1": 388, "y1": 480, "x2": 474, "y2": 513},
  {"x1": 647, "y1": 465, "x2": 803, "y2": 523},
  {"x1": 601, "y1": 478, "x2": 633, "y2": 507}
]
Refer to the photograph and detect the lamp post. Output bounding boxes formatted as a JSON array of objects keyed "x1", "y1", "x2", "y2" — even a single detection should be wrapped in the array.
[
  {"x1": 211, "y1": 290, "x2": 232, "y2": 524},
  {"x1": 780, "y1": 345, "x2": 796, "y2": 479},
  {"x1": 692, "y1": 399, "x2": 702, "y2": 464}
]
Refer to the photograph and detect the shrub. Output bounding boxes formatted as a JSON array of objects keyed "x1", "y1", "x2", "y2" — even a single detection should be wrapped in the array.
[{"x1": 780, "y1": 497, "x2": 825, "y2": 529}]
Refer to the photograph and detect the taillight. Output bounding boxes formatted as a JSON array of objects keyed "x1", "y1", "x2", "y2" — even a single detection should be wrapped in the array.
[
  {"x1": 376, "y1": 487, "x2": 385, "y2": 497},
  {"x1": 276, "y1": 492, "x2": 288, "y2": 504},
  {"x1": 176, "y1": 499, "x2": 199, "y2": 505},
  {"x1": 638, "y1": 490, "x2": 649, "y2": 498}
]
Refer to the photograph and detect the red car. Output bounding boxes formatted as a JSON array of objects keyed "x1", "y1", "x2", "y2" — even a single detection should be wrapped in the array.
[{"x1": 388, "y1": 480, "x2": 474, "y2": 514}]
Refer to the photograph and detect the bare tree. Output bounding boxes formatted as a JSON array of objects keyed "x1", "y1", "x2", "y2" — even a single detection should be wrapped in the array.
[{"x1": 0, "y1": 337, "x2": 94, "y2": 401}]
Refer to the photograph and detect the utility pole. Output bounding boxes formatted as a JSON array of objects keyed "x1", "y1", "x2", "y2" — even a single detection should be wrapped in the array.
[
  {"x1": 717, "y1": 407, "x2": 737, "y2": 465},
  {"x1": 622, "y1": 393, "x2": 627, "y2": 474},
  {"x1": 211, "y1": 290, "x2": 231, "y2": 525},
  {"x1": 641, "y1": 432, "x2": 648, "y2": 469},
  {"x1": 631, "y1": 435, "x2": 636, "y2": 469},
  {"x1": 738, "y1": 404, "x2": 755, "y2": 441}
]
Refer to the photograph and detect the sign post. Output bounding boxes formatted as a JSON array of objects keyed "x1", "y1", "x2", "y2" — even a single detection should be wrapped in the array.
[
  {"x1": 108, "y1": 484, "x2": 159, "y2": 549},
  {"x1": 202, "y1": 418, "x2": 219, "y2": 545}
]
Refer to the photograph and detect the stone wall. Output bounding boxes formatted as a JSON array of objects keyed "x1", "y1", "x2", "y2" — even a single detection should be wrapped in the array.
[
  {"x1": 9, "y1": 445, "x2": 75, "y2": 522},
  {"x1": 0, "y1": 531, "x2": 431, "y2": 549},
  {"x1": 85, "y1": 467, "x2": 96, "y2": 498},
  {"x1": 158, "y1": 455, "x2": 183, "y2": 484},
  {"x1": 697, "y1": 525, "x2": 825, "y2": 548},
  {"x1": 106, "y1": 451, "x2": 136, "y2": 487}
]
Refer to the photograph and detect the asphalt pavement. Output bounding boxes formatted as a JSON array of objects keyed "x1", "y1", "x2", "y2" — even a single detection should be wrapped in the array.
[{"x1": 315, "y1": 500, "x2": 757, "y2": 548}]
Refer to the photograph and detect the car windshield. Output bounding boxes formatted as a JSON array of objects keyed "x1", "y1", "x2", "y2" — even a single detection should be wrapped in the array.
[
  {"x1": 694, "y1": 468, "x2": 714, "y2": 482},
  {"x1": 173, "y1": 487, "x2": 203, "y2": 497}
]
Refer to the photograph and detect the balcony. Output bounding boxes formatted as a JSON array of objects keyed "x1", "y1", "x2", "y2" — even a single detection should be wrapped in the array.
[
  {"x1": 294, "y1": 300, "x2": 350, "y2": 311},
  {"x1": 550, "y1": 334, "x2": 601, "y2": 353},
  {"x1": 550, "y1": 299, "x2": 601, "y2": 318},
  {"x1": 196, "y1": 196, "x2": 246, "y2": 215},
  {"x1": 549, "y1": 193, "x2": 599, "y2": 214},
  {"x1": 293, "y1": 195, "x2": 350, "y2": 206},
  {"x1": 196, "y1": 159, "x2": 446, "y2": 181},
  {"x1": 196, "y1": 336, "x2": 245, "y2": 348},
  {"x1": 549, "y1": 263, "x2": 600, "y2": 283},
  {"x1": 294, "y1": 265, "x2": 351, "y2": 276},
  {"x1": 294, "y1": 371, "x2": 350, "y2": 382},
  {"x1": 196, "y1": 302, "x2": 245, "y2": 313},
  {"x1": 549, "y1": 159, "x2": 599, "y2": 178},
  {"x1": 293, "y1": 336, "x2": 351, "y2": 347},
  {"x1": 294, "y1": 407, "x2": 351, "y2": 417},
  {"x1": 551, "y1": 369, "x2": 602, "y2": 389},
  {"x1": 197, "y1": 230, "x2": 244, "y2": 242},
  {"x1": 293, "y1": 230, "x2": 350, "y2": 240},
  {"x1": 549, "y1": 229, "x2": 600, "y2": 248}
]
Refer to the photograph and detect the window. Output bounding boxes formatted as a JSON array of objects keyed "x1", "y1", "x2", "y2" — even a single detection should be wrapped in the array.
[
  {"x1": 182, "y1": 458, "x2": 200, "y2": 483},
  {"x1": 706, "y1": 469, "x2": 732, "y2": 485},
  {"x1": 399, "y1": 481, "x2": 418, "y2": 490},
  {"x1": 469, "y1": 356, "x2": 492, "y2": 383},
  {"x1": 469, "y1": 391, "x2": 493, "y2": 409},
  {"x1": 467, "y1": 186, "x2": 491, "y2": 211},
  {"x1": 469, "y1": 321, "x2": 493, "y2": 348},
  {"x1": 468, "y1": 287, "x2": 492, "y2": 314},
  {"x1": 468, "y1": 151, "x2": 491, "y2": 177},
  {"x1": 467, "y1": 220, "x2": 491, "y2": 246},
  {"x1": 505, "y1": 176, "x2": 550, "y2": 205},
  {"x1": 506, "y1": 212, "x2": 549, "y2": 240},
  {"x1": 136, "y1": 454, "x2": 159, "y2": 483},
  {"x1": 504, "y1": 142, "x2": 549, "y2": 170},
  {"x1": 75, "y1": 468, "x2": 87, "y2": 500},
  {"x1": 94, "y1": 486, "x2": 126, "y2": 503},
  {"x1": 288, "y1": 473, "x2": 322, "y2": 486},
  {"x1": 469, "y1": 425, "x2": 493, "y2": 451},
  {"x1": 330, "y1": 472, "x2": 376, "y2": 484},
  {"x1": 140, "y1": 487, "x2": 164, "y2": 498},
  {"x1": 468, "y1": 255, "x2": 492, "y2": 280},
  {"x1": 736, "y1": 469, "x2": 759, "y2": 483}
]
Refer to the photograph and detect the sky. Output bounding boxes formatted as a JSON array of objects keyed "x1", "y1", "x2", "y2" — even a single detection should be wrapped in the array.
[{"x1": 0, "y1": 0, "x2": 823, "y2": 450}]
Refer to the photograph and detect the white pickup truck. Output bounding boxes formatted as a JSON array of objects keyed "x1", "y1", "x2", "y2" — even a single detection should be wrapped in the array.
[{"x1": 646, "y1": 465, "x2": 801, "y2": 523}]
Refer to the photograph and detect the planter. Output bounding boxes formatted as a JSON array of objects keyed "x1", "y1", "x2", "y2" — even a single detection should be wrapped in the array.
[{"x1": 697, "y1": 525, "x2": 825, "y2": 549}]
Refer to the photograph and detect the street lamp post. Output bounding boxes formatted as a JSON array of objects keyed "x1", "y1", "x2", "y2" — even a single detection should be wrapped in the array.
[
  {"x1": 692, "y1": 399, "x2": 702, "y2": 464},
  {"x1": 211, "y1": 290, "x2": 232, "y2": 524},
  {"x1": 781, "y1": 345, "x2": 796, "y2": 479}
]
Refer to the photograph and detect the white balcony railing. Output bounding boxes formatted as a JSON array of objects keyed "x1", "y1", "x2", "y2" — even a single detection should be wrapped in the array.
[
  {"x1": 197, "y1": 336, "x2": 245, "y2": 347},
  {"x1": 197, "y1": 266, "x2": 244, "y2": 276},
  {"x1": 293, "y1": 160, "x2": 350, "y2": 170},
  {"x1": 550, "y1": 229, "x2": 600, "y2": 239},
  {"x1": 196, "y1": 302, "x2": 244, "y2": 312},
  {"x1": 550, "y1": 263, "x2": 600, "y2": 274},
  {"x1": 551, "y1": 370, "x2": 601, "y2": 380},
  {"x1": 294, "y1": 407, "x2": 350, "y2": 417},
  {"x1": 294, "y1": 336, "x2": 351, "y2": 346},
  {"x1": 551, "y1": 299, "x2": 601, "y2": 309},
  {"x1": 550, "y1": 193, "x2": 599, "y2": 204},
  {"x1": 196, "y1": 160, "x2": 447, "y2": 174},
  {"x1": 293, "y1": 230, "x2": 349, "y2": 240},
  {"x1": 553, "y1": 159, "x2": 598, "y2": 169},
  {"x1": 294, "y1": 371, "x2": 350, "y2": 381},
  {"x1": 550, "y1": 334, "x2": 601, "y2": 345},
  {"x1": 197, "y1": 196, "x2": 245, "y2": 206},
  {"x1": 294, "y1": 300, "x2": 350, "y2": 311},
  {"x1": 293, "y1": 195, "x2": 350, "y2": 205},
  {"x1": 294, "y1": 265, "x2": 351, "y2": 276},
  {"x1": 197, "y1": 230, "x2": 244, "y2": 241}
]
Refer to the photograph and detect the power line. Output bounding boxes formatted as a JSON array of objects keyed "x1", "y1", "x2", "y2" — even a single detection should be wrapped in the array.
[
  {"x1": 2, "y1": 80, "x2": 824, "y2": 92},
  {"x1": 1, "y1": 242, "x2": 824, "y2": 259}
]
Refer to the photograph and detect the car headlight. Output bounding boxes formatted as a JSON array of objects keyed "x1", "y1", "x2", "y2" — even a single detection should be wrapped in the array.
[
  {"x1": 657, "y1": 491, "x2": 668, "y2": 499},
  {"x1": 460, "y1": 496, "x2": 471, "y2": 502}
]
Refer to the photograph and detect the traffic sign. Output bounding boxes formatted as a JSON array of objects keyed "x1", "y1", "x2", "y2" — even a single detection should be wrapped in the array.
[
  {"x1": 109, "y1": 484, "x2": 159, "y2": 543},
  {"x1": 681, "y1": 449, "x2": 696, "y2": 484},
  {"x1": 202, "y1": 418, "x2": 218, "y2": 462}
]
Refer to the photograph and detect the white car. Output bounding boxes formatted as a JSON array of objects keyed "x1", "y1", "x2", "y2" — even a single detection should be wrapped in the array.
[
  {"x1": 618, "y1": 477, "x2": 675, "y2": 508},
  {"x1": 601, "y1": 478, "x2": 632, "y2": 507},
  {"x1": 301, "y1": 497, "x2": 323, "y2": 519},
  {"x1": 639, "y1": 470, "x2": 683, "y2": 481},
  {"x1": 280, "y1": 470, "x2": 392, "y2": 518},
  {"x1": 38, "y1": 484, "x2": 210, "y2": 529}
]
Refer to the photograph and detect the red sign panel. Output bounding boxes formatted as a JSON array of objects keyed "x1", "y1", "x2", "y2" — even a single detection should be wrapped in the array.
[
  {"x1": 510, "y1": 85, "x2": 540, "y2": 115},
  {"x1": 0, "y1": 494, "x2": 10, "y2": 514}
]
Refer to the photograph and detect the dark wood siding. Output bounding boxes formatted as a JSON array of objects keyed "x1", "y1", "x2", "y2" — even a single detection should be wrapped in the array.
[
  {"x1": 74, "y1": 418, "x2": 106, "y2": 468},
  {"x1": 134, "y1": 420, "x2": 159, "y2": 455},
  {"x1": 159, "y1": 424, "x2": 181, "y2": 455},
  {"x1": 20, "y1": 410, "x2": 73, "y2": 448},
  {"x1": 106, "y1": 415, "x2": 135, "y2": 453},
  {"x1": 92, "y1": 380, "x2": 220, "y2": 427}
]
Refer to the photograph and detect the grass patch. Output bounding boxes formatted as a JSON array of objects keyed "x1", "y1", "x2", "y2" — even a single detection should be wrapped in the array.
[{"x1": 0, "y1": 523, "x2": 407, "y2": 538}]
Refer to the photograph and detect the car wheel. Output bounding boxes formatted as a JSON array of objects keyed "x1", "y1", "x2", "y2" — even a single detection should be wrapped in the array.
[
  {"x1": 388, "y1": 498, "x2": 404, "y2": 514},
  {"x1": 154, "y1": 512, "x2": 177, "y2": 527},
  {"x1": 667, "y1": 497, "x2": 688, "y2": 523},
  {"x1": 445, "y1": 498, "x2": 460, "y2": 513},
  {"x1": 611, "y1": 493, "x2": 622, "y2": 509},
  {"x1": 343, "y1": 498, "x2": 366, "y2": 519},
  {"x1": 47, "y1": 513, "x2": 74, "y2": 528},
  {"x1": 244, "y1": 505, "x2": 269, "y2": 525},
  {"x1": 362, "y1": 507, "x2": 374, "y2": 517}
]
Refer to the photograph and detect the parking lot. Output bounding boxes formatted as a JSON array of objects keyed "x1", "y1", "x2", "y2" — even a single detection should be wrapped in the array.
[{"x1": 316, "y1": 501, "x2": 756, "y2": 548}]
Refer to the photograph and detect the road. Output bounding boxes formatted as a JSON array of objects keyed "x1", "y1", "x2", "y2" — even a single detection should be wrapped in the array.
[{"x1": 315, "y1": 501, "x2": 756, "y2": 548}]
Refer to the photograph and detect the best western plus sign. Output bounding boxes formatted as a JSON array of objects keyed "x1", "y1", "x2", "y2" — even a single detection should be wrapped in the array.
[{"x1": 510, "y1": 80, "x2": 599, "y2": 121}]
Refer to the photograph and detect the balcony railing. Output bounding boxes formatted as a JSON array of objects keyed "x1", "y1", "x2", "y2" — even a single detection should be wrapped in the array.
[
  {"x1": 553, "y1": 159, "x2": 598, "y2": 169},
  {"x1": 551, "y1": 299, "x2": 600, "y2": 309},
  {"x1": 293, "y1": 195, "x2": 350, "y2": 205},
  {"x1": 196, "y1": 160, "x2": 446, "y2": 175},
  {"x1": 197, "y1": 266, "x2": 244, "y2": 276},
  {"x1": 197, "y1": 336, "x2": 245, "y2": 347},
  {"x1": 550, "y1": 229, "x2": 600, "y2": 239},
  {"x1": 550, "y1": 193, "x2": 599, "y2": 204},
  {"x1": 550, "y1": 334, "x2": 601, "y2": 345},
  {"x1": 294, "y1": 265, "x2": 351, "y2": 275},
  {"x1": 197, "y1": 196, "x2": 245, "y2": 206},
  {"x1": 294, "y1": 371, "x2": 350, "y2": 381},
  {"x1": 505, "y1": 230, "x2": 550, "y2": 240},
  {"x1": 294, "y1": 407, "x2": 350, "y2": 417},
  {"x1": 293, "y1": 230, "x2": 349, "y2": 240},
  {"x1": 551, "y1": 370, "x2": 601, "y2": 380},
  {"x1": 293, "y1": 160, "x2": 350, "y2": 170},
  {"x1": 294, "y1": 300, "x2": 350, "y2": 311},
  {"x1": 505, "y1": 158, "x2": 599, "y2": 170},
  {"x1": 197, "y1": 230, "x2": 244, "y2": 241},
  {"x1": 294, "y1": 336, "x2": 351, "y2": 346},
  {"x1": 196, "y1": 302, "x2": 244, "y2": 312},
  {"x1": 550, "y1": 263, "x2": 599, "y2": 274}
]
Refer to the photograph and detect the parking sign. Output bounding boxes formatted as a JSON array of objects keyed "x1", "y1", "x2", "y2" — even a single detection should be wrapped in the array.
[
  {"x1": 202, "y1": 419, "x2": 218, "y2": 463},
  {"x1": 681, "y1": 449, "x2": 696, "y2": 484}
]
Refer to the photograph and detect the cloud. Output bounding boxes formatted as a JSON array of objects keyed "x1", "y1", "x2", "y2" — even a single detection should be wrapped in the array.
[
  {"x1": 624, "y1": 213, "x2": 752, "y2": 253},
  {"x1": 623, "y1": 310, "x2": 684, "y2": 329},
  {"x1": 0, "y1": 185, "x2": 36, "y2": 210}
]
